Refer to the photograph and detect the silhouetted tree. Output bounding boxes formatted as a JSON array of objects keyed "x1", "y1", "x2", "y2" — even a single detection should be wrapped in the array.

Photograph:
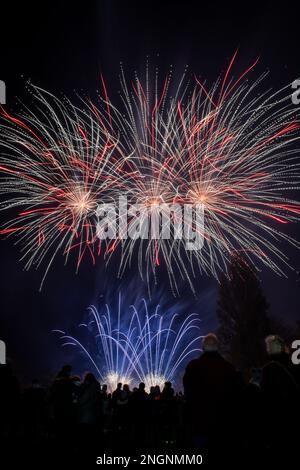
[{"x1": 217, "y1": 256, "x2": 269, "y2": 369}]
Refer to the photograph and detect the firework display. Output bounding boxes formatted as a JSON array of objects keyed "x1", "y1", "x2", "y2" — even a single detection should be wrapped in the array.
[
  {"x1": 54, "y1": 293, "x2": 202, "y2": 392},
  {"x1": 0, "y1": 54, "x2": 300, "y2": 292}
]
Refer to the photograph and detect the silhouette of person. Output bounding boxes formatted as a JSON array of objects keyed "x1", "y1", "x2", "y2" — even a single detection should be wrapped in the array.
[
  {"x1": 130, "y1": 382, "x2": 149, "y2": 446},
  {"x1": 117, "y1": 384, "x2": 131, "y2": 431},
  {"x1": 77, "y1": 372, "x2": 101, "y2": 448},
  {"x1": 77, "y1": 372, "x2": 100, "y2": 424},
  {"x1": 161, "y1": 381, "x2": 176, "y2": 444},
  {"x1": 49, "y1": 365, "x2": 75, "y2": 441},
  {"x1": 261, "y1": 335, "x2": 300, "y2": 455},
  {"x1": 112, "y1": 382, "x2": 123, "y2": 410},
  {"x1": 183, "y1": 333, "x2": 241, "y2": 451},
  {"x1": 100, "y1": 384, "x2": 111, "y2": 433}
]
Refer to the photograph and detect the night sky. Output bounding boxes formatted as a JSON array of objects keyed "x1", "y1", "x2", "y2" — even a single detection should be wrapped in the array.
[{"x1": 0, "y1": 0, "x2": 299, "y2": 383}]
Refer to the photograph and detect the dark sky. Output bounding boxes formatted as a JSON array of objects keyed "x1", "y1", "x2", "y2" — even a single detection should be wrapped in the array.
[{"x1": 0, "y1": 0, "x2": 300, "y2": 383}]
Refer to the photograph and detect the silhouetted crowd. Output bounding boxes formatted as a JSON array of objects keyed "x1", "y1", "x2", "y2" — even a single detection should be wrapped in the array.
[{"x1": 0, "y1": 333, "x2": 299, "y2": 465}]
